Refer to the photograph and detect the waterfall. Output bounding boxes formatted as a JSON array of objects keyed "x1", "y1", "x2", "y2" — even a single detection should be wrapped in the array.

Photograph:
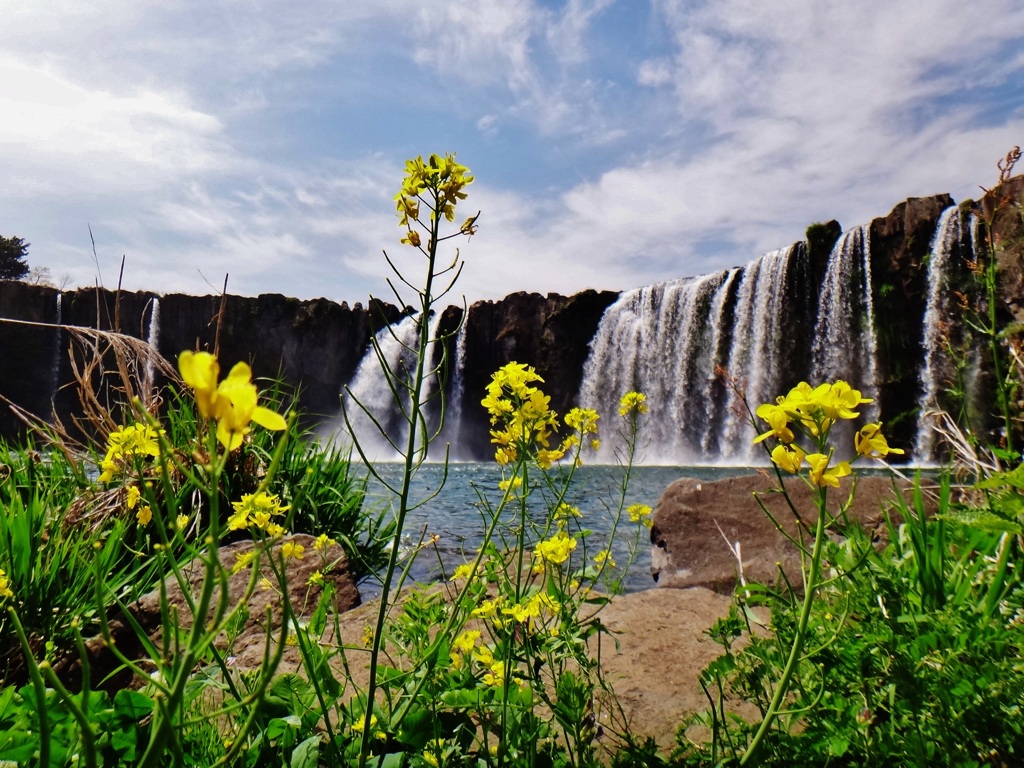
[
  {"x1": 700, "y1": 268, "x2": 741, "y2": 454},
  {"x1": 717, "y1": 246, "x2": 796, "y2": 461},
  {"x1": 339, "y1": 313, "x2": 445, "y2": 461},
  {"x1": 579, "y1": 271, "x2": 735, "y2": 465},
  {"x1": 50, "y1": 292, "x2": 63, "y2": 409},
  {"x1": 143, "y1": 297, "x2": 161, "y2": 395},
  {"x1": 913, "y1": 207, "x2": 964, "y2": 461},
  {"x1": 440, "y1": 314, "x2": 469, "y2": 454},
  {"x1": 810, "y1": 226, "x2": 880, "y2": 418},
  {"x1": 577, "y1": 243, "x2": 816, "y2": 466}
]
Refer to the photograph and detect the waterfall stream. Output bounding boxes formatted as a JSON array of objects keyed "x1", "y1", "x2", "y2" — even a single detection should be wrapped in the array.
[
  {"x1": 337, "y1": 313, "x2": 446, "y2": 461},
  {"x1": 914, "y1": 207, "x2": 964, "y2": 461},
  {"x1": 810, "y1": 226, "x2": 880, "y2": 419}
]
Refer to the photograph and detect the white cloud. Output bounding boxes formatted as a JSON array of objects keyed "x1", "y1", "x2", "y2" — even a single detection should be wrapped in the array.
[{"x1": 2, "y1": 0, "x2": 1024, "y2": 308}]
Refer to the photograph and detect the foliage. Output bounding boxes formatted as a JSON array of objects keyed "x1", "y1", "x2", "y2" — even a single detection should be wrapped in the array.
[{"x1": 0, "y1": 235, "x2": 29, "y2": 281}]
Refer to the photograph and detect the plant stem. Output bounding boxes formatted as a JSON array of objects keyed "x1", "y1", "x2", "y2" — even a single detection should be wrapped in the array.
[
  {"x1": 739, "y1": 488, "x2": 829, "y2": 765},
  {"x1": 358, "y1": 196, "x2": 442, "y2": 768}
]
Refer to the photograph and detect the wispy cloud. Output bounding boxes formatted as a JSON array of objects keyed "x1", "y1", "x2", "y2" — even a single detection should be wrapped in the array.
[{"x1": 1, "y1": 1, "x2": 1022, "y2": 304}]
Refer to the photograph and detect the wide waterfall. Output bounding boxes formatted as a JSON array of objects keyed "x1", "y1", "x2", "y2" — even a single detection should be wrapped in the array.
[{"x1": 579, "y1": 244, "x2": 808, "y2": 465}]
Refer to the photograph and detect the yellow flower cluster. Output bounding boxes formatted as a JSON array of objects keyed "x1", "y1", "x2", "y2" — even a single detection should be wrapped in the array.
[
  {"x1": 97, "y1": 423, "x2": 164, "y2": 482},
  {"x1": 754, "y1": 381, "x2": 904, "y2": 488},
  {"x1": 482, "y1": 363, "x2": 599, "y2": 469},
  {"x1": 178, "y1": 351, "x2": 287, "y2": 451},
  {"x1": 395, "y1": 153, "x2": 476, "y2": 233},
  {"x1": 0, "y1": 568, "x2": 13, "y2": 601},
  {"x1": 619, "y1": 391, "x2": 649, "y2": 416},
  {"x1": 627, "y1": 503, "x2": 653, "y2": 527},
  {"x1": 227, "y1": 491, "x2": 289, "y2": 537},
  {"x1": 532, "y1": 530, "x2": 577, "y2": 573}
]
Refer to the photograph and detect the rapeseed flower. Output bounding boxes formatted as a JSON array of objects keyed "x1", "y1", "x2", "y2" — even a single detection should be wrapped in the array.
[{"x1": 178, "y1": 351, "x2": 287, "y2": 451}]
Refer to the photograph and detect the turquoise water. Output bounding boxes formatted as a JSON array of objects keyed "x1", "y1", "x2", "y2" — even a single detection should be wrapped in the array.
[{"x1": 361, "y1": 462, "x2": 758, "y2": 594}]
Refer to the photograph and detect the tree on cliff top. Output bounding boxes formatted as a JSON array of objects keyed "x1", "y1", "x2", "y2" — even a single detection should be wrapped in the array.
[{"x1": 0, "y1": 236, "x2": 30, "y2": 281}]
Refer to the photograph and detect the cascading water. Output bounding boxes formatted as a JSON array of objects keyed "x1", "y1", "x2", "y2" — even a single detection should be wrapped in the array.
[
  {"x1": 339, "y1": 313, "x2": 446, "y2": 461},
  {"x1": 717, "y1": 246, "x2": 796, "y2": 461},
  {"x1": 143, "y1": 297, "x2": 161, "y2": 395},
  {"x1": 439, "y1": 315, "x2": 468, "y2": 453},
  {"x1": 913, "y1": 206, "x2": 966, "y2": 461},
  {"x1": 578, "y1": 243, "x2": 817, "y2": 466},
  {"x1": 810, "y1": 226, "x2": 880, "y2": 420},
  {"x1": 579, "y1": 271, "x2": 737, "y2": 465},
  {"x1": 50, "y1": 292, "x2": 63, "y2": 408}
]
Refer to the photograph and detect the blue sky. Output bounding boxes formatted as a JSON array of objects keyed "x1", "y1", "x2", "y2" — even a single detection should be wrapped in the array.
[{"x1": 2, "y1": 0, "x2": 1023, "y2": 303}]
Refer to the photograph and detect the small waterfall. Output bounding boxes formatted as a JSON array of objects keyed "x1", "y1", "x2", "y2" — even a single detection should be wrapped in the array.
[
  {"x1": 50, "y1": 292, "x2": 63, "y2": 409},
  {"x1": 143, "y1": 297, "x2": 161, "y2": 395},
  {"x1": 340, "y1": 313, "x2": 445, "y2": 461},
  {"x1": 440, "y1": 315, "x2": 469, "y2": 453},
  {"x1": 810, "y1": 226, "x2": 880, "y2": 417},
  {"x1": 913, "y1": 207, "x2": 964, "y2": 461}
]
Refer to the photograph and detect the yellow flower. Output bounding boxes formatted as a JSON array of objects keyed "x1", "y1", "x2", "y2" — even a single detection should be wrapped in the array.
[
  {"x1": 178, "y1": 351, "x2": 220, "y2": 418},
  {"x1": 98, "y1": 423, "x2": 165, "y2": 482},
  {"x1": 498, "y1": 476, "x2": 523, "y2": 492},
  {"x1": 178, "y1": 352, "x2": 288, "y2": 451},
  {"x1": 314, "y1": 533, "x2": 336, "y2": 551},
  {"x1": 230, "y1": 492, "x2": 288, "y2": 531},
  {"x1": 753, "y1": 401, "x2": 796, "y2": 444},
  {"x1": 0, "y1": 568, "x2": 13, "y2": 600},
  {"x1": 136, "y1": 505, "x2": 153, "y2": 526},
  {"x1": 281, "y1": 542, "x2": 305, "y2": 560},
  {"x1": 855, "y1": 423, "x2": 905, "y2": 459},
  {"x1": 806, "y1": 453, "x2": 851, "y2": 488},
  {"x1": 483, "y1": 660, "x2": 506, "y2": 687},
  {"x1": 532, "y1": 531, "x2": 577, "y2": 573},
  {"x1": 125, "y1": 485, "x2": 142, "y2": 510},
  {"x1": 307, "y1": 570, "x2": 324, "y2": 587},
  {"x1": 453, "y1": 630, "x2": 480, "y2": 654},
  {"x1": 554, "y1": 502, "x2": 582, "y2": 521},
  {"x1": 627, "y1": 503, "x2": 652, "y2": 523},
  {"x1": 400, "y1": 229, "x2": 421, "y2": 248},
  {"x1": 594, "y1": 549, "x2": 617, "y2": 568},
  {"x1": 231, "y1": 550, "x2": 256, "y2": 574},
  {"x1": 471, "y1": 598, "x2": 502, "y2": 621},
  {"x1": 619, "y1": 391, "x2": 649, "y2": 416},
  {"x1": 175, "y1": 514, "x2": 190, "y2": 532},
  {"x1": 351, "y1": 713, "x2": 386, "y2": 740},
  {"x1": 770, "y1": 444, "x2": 806, "y2": 474},
  {"x1": 451, "y1": 563, "x2": 476, "y2": 581},
  {"x1": 265, "y1": 522, "x2": 286, "y2": 538},
  {"x1": 564, "y1": 407, "x2": 599, "y2": 434},
  {"x1": 214, "y1": 362, "x2": 288, "y2": 451}
]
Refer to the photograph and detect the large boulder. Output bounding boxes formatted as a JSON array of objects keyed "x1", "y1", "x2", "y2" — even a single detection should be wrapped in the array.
[{"x1": 650, "y1": 473, "x2": 924, "y2": 593}]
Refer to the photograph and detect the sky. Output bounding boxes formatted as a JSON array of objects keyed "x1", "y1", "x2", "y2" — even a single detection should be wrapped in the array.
[{"x1": 2, "y1": 0, "x2": 1024, "y2": 305}]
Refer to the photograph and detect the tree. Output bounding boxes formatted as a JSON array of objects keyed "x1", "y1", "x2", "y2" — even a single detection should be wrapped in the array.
[{"x1": 0, "y1": 236, "x2": 30, "y2": 281}]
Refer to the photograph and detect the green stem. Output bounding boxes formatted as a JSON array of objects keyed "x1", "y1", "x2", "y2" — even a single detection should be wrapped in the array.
[
  {"x1": 358, "y1": 194, "x2": 443, "y2": 768},
  {"x1": 739, "y1": 487, "x2": 829, "y2": 765},
  {"x1": 8, "y1": 607, "x2": 50, "y2": 768}
]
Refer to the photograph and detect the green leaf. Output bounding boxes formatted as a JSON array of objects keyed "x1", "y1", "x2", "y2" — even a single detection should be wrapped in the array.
[
  {"x1": 113, "y1": 689, "x2": 155, "y2": 721},
  {"x1": 290, "y1": 735, "x2": 321, "y2": 768}
]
